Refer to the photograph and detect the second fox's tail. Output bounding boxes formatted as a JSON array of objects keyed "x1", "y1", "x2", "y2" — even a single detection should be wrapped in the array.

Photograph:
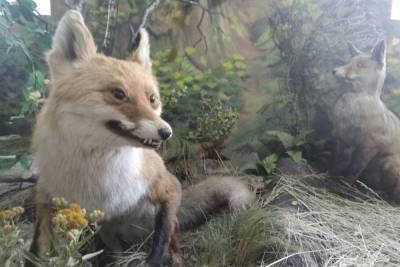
[{"x1": 178, "y1": 176, "x2": 255, "y2": 230}]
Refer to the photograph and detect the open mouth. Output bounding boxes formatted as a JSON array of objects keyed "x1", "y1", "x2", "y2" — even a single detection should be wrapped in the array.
[{"x1": 105, "y1": 120, "x2": 161, "y2": 149}]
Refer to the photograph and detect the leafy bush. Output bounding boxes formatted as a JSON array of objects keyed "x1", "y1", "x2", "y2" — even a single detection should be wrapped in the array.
[
  {"x1": 188, "y1": 98, "x2": 239, "y2": 145},
  {"x1": 151, "y1": 47, "x2": 248, "y2": 176}
]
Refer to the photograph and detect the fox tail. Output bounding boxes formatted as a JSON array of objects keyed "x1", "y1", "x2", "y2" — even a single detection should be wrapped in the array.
[{"x1": 178, "y1": 176, "x2": 255, "y2": 230}]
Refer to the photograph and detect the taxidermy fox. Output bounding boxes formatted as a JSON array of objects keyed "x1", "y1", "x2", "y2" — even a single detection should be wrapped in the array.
[
  {"x1": 332, "y1": 40, "x2": 400, "y2": 200},
  {"x1": 28, "y1": 10, "x2": 254, "y2": 266}
]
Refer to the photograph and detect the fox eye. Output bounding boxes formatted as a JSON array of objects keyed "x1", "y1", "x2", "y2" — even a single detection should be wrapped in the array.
[
  {"x1": 112, "y1": 89, "x2": 127, "y2": 101},
  {"x1": 357, "y1": 62, "x2": 365, "y2": 68},
  {"x1": 149, "y1": 94, "x2": 157, "y2": 104}
]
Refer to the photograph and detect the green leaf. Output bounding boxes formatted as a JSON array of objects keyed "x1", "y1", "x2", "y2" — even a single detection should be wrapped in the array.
[
  {"x1": 261, "y1": 154, "x2": 279, "y2": 174},
  {"x1": 265, "y1": 130, "x2": 295, "y2": 149}
]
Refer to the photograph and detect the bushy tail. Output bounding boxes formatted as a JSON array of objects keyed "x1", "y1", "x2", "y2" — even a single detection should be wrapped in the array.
[{"x1": 178, "y1": 176, "x2": 255, "y2": 230}]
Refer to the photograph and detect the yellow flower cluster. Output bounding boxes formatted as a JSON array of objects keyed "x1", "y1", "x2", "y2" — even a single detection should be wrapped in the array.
[
  {"x1": 52, "y1": 203, "x2": 88, "y2": 230},
  {"x1": 0, "y1": 207, "x2": 24, "y2": 220},
  {"x1": 0, "y1": 207, "x2": 24, "y2": 233}
]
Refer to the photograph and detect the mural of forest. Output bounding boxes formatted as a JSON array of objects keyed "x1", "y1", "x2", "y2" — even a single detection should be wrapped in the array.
[{"x1": 1, "y1": 0, "x2": 400, "y2": 266}]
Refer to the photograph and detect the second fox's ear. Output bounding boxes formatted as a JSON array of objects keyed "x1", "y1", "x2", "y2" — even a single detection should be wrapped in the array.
[
  {"x1": 47, "y1": 10, "x2": 97, "y2": 77},
  {"x1": 347, "y1": 42, "x2": 362, "y2": 57},
  {"x1": 128, "y1": 28, "x2": 152, "y2": 72},
  {"x1": 372, "y1": 40, "x2": 386, "y2": 67}
]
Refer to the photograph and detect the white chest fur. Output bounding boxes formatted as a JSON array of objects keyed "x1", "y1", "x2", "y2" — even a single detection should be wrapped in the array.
[{"x1": 38, "y1": 145, "x2": 149, "y2": 220}]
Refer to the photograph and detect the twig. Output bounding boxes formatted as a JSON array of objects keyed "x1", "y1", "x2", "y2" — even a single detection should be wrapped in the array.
[
  {"x1": 193, "y1": 6, "x2": 208, "y2": 52},
  {"x1": 128, "y1": 0, "x2": 161, "y2": 52},
  {"x1": 0, "y1": 174, "x2": 37, "y2": 184},
  {"x1": 101, "y1": 0, "x2": 120, "y2": 55}
]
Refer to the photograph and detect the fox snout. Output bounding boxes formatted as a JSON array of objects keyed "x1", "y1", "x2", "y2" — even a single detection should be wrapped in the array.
[
  {"x1": 158, "y1": 127, "x2": 172, "y2": 140},
  {"x1": 333, "y1": 66, "x2": 345, "y2": 78},
  {"x1": 106, "y1": 118, "x2": 172, "y2": 149}
]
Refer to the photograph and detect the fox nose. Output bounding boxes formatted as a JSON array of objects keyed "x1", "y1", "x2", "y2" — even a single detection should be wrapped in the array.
[
  {"x1": 158, "y1": 127, "x2": 172, "y2": 140},
  {"x1": 332, "y1": 69, "x2": 337, "y2": 75}
]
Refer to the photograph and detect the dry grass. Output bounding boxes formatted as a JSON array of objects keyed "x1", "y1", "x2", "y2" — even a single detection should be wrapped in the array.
[{"x1": 263, "y1": 173, "x2": 400, "y2": 267}]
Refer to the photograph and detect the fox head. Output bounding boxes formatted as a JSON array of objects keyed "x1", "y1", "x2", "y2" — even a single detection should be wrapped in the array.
[
  {"x1": 333, "y1": 40, "x2": 387, "y2": 96},
  {"x1": 42, "y1": 10, "x2": 172, "y2": 149}
]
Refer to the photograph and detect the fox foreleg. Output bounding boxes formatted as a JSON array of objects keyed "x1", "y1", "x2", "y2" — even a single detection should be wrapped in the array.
[{"x1": 147, "y1": 174, "x2": 182, "y2": 267}]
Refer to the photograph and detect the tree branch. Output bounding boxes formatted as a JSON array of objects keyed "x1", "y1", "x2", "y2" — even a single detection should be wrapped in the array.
[
  {"x1": 101, "y1": 0, "x2": 120, "y2": 55},
  {"x1": 128, "y1": 0, "x2": 161, "y2": 53}
]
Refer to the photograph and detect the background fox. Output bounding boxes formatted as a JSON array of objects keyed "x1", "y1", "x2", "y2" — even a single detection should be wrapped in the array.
[
  {"x1": 332, "y1": 40, "x2": 400, "y2": 201},
  {"x1": 28, "y1": 10, "x2": 254, "y2": 267}
]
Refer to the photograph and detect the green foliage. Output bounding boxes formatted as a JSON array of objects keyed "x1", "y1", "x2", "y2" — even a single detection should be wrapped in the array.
[
  {"x1": 0, "y1": 47, "x2": 29, "y2": 117},
  {"x1": 153, "y1": 49, "x2": 247, "y2": 111},
  {"x1": 0, "y1": 0, "x2": 51, "y2": 118},
  {"x1": 20, "y1": 70, "x2": 47, "y2": 115},
  {"x1": 153, "y1": 48, "x2": 247, "y2": 154}
]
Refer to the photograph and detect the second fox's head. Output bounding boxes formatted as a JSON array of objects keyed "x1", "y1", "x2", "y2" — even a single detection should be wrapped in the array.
[
  {"x1": 333, "y1": 40, "x2": 387, "y2": 95},
  {"x1": 44, "y1": 10, "x2": 171, "y2": 149}
]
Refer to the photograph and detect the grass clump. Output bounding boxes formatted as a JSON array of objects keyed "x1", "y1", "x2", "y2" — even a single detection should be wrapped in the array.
[{"x1": 184, "y1": 207, "x2": 288, "y2": 267}]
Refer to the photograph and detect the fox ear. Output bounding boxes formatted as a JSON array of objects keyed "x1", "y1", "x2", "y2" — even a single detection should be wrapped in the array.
[
  {"x1": 47, "y1": 10, "x2": 97, "y2": 76},
  {"x1": 347, "y1": 42, "x2": 362, "y2": 57},
  {"x1": 371, "y1": 40, "x2": 386, "y2": 67},
  {"x1": 129, "y1": 28, "x2": 152, "y2": 72}
]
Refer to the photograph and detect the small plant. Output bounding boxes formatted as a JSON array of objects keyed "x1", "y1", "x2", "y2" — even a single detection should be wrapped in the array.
[
  {"x1": 25, "y1": 198, "x2": 104, "y2": 266},
  {"x1": 188, "y1": 98, "x2": 239, "y2": 146},
  {"x1": 241, "y1": 154, "x2": 279, "y2": 177},
  {"x1": 0, "y1": 198, "x2": 104, "y2": 267},
  {"x1": 263, "y1": 130, "x2": 311, "y2": 164},
  {"x1": 241, "y1": 154, "x2": 279, "y2": 187},
  {"x1": 0, "y1": 206, "x2": 25, "y2": 266}
]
